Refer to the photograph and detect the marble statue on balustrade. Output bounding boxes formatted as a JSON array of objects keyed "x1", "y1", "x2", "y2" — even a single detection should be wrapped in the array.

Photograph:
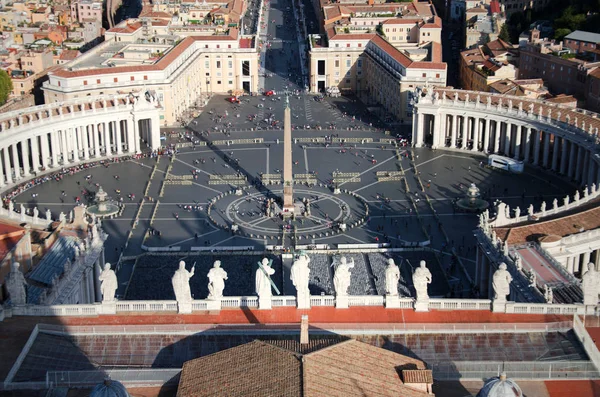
[
  {"x1": 5, "y1": 262, "x2": 27, "y2": 306},
  {"x1": 33, "y1": 207, "x2": 38, "y2": 222},
  {"x1": 172, "y1": 260, "x2": 195, "y2": 303},
  {"x1": 412, "y1": 260, "x2": 432, "y2": 303},
  {"x1": 582, "y1": 262, "x2": 600, "y2": 306},
  {"x1": 46, "y1": 209, "x2": 52, "y2": 222},
  {"x1": 20, "y1": 204, "x2": 25, "y2": 221},
  {"x1": 256, "y1": 258, "x2": 275, "y2": 299},
  {"x1": 99, "y1": 263, "x2": 118, "y2": 303},
  {"x1": 291, "y1": 251, "x2": 311, "y2": 309},
  {"x1": 333, "y1": 256, "x2": 354, "y2": 297},
  {"x1": 385, "y1": 258, "x2": 400, "y2": 296},
  {"x1": 59, "y1": 212, "x2": 66, "y2": 223},
  {"x1": 492, "y1": 263, "x2": 512, "y2": 303},
  {"x1": 207, "y1": 260, "x2": 228, "y2": 300}
]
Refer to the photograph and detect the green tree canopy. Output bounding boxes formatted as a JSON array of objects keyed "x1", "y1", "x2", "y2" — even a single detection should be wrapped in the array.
[
  {"x1": 0, "y1": 70, "x2": 12, "y2": 106},
  {"x1": 554, "y1": 28, "x2": 572, "y2": 41},
  {"x1": 499, "y1": 23, "x2": 511, "y2": 43}
]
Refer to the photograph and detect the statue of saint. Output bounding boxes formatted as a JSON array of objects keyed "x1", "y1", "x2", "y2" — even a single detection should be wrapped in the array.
[
  {"x1": 99, "y1": 263, "x2": 118, "y2": 303},
  {"x1": 8, "y1": 200, "x2": 13, "y2": 213},
  {"x1": 291, "y1": 252, "x2": 311, "y2": 303},
  {"x1": 33, "y1": 207, "x2": 39, "y2": 221},
  {"x1": 172, "y1": 260, "x2": 195, "y2": 302},
  {"x1": 5, "y1": 262, "x2": 27, "y2": 306},
  {"x1": 333, "y1": 256, "x2": 355, "y2": 297},
  {"x1": 256, "y1": 258, "x2": 275, "y2": 300},
  {"x1": 207, "y1": 260, "x2": 228, "y2": 300},
  {"x1": 385, "y1": 258, "x2": 400, "y2": 296},
  {"x1": 46, "y1": 209, "x2": 52, "y2": 222},
  {"x1": 412, "y1": 260, "x2": 432, "y2": 301},
  {"x1": 582, "y1": 262, "x2": 600, "y2": 306},
  {"x1": 492, "y1": 263, "x2": 512, "y2": 303}
]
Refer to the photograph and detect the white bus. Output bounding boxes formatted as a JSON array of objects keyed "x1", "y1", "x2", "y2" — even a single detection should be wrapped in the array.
[{"x1": 488, "y1": 155, "x2": 524, "y2": 173}]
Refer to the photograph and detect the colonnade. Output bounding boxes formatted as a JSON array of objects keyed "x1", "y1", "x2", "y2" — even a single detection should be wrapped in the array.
[
  {"x1": 0, "y1": 119, "x2": 143, "y2": 187},
  {"x1": 412, "y1": 97, "x2": 600, "y2": 187}
]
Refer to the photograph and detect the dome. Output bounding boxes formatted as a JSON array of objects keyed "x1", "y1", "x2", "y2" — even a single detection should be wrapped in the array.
[
  {"x1": 90, "y1": 379, "x2": 130, "y2": 397},
  {"x1": 476, "y1": 373, "x2": 522, "y2": 397}
]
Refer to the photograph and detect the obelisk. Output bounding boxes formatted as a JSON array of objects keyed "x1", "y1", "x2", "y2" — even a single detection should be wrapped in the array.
[{"x1": 282, "y1": 96, "x2": 294, "y2": 214}]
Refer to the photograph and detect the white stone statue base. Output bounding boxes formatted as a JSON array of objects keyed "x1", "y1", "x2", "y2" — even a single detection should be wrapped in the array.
[
  {"x1": 235, "y1": 189, "x2": 243, "y2": 196},
  {"x1": 414, "y1": 299, "x2": 429, "y2": 312},
  {"x1": 297, "y1": 295, "x2": 311, "y2": 310},
  {"x1": 333, "y1": 188, "x2": 341, "y2": 195},
  {"x1": 205, "y1": 299, "x2": 221, "y2": 311},
  {"x1": 177, "y1": 301, "x2": 192, "y2": 314},
  {"x1": 492, "y1": 300, "x2": 506, "y2": 313},
  {"x1": 258, "y1": 297, "x2": 272, "y2": 310},
  {"x1": 336, "y1": 295, "x2": 349, "y2": 309},
  {"x1": 100, "y1": 301, "x2": 116, "y2": 314},
  {"x1": 385, "y1": 295, "x2": 402, "y2": 308}
]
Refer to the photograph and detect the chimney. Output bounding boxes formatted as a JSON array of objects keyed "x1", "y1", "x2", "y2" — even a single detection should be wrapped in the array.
[{"x1": 300, "y1": 315, "x2": 309, "y2": 345}]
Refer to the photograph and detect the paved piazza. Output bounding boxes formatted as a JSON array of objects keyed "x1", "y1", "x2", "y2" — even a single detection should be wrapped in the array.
[{"x1": 9, "y1": 92, "x2": 577, "y2": 297}]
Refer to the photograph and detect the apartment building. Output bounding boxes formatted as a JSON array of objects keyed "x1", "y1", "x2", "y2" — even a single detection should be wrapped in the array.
[
  {"x1": 43, "y1": 19, "x2": 259, "y2": 126},
  {"x1": 497, "y1": 0, "x2": 551, "y2": 17},
  {"x1": 70, "y1": 0, "x2": 103, "y2": 24},
  {"x1": 459, "y1": 39, "x2": 516, "y2": 91},
  {"x1": 465, "y1": 1, "x2": 505, "y2": 49},
  {"x1": 519, "y1": 40, "x2": 600, "y2": 100},
  {"x1": 563, "y1": 31, "x2": 600, "y2": 55}
]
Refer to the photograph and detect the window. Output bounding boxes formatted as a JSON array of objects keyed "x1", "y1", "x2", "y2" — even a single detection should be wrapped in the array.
[
  {"x1": 205, "y1": 45, "x2": 209, "y2": 48},
  {"x1": 113, "y1": 78, "x2": 118, "y2": 82},
  {"x1": 358, "y1": 43, "x2": 362, "y2": 47},
  {"x1": 144, "y1": 75, "x2": 148, "y2": 80},
  {"x1": 357, "y1": 59, "x2": 362, "y2": 68},
  {"x1": 217, "y1": 80, "x2": 221, "y2": 84},
  {"x1": 335, "y1": 60, "x2": 339, "y2": 67},
  {"x1": 346, "y1": 43, "x2": 350, "y2": 47},
  {"x1": 436, "y1": 73, "x2": 440, "y2": 78},
  {"x1": 58, "y1": 81, "x2": 61, "y2": 86},
  {"x1": 216, "y1": 45, "x2": 220, "y2": 48},
  {"x1": 130, "y1": 76, "x2": 135, "y2": 81},
  {"x1": 228, "y1": 44, "x2": 231, "y2": 48},
  {"x1": 346, "y1": 60, "x2": 351, "y2": 67},
  {"x1": 216, "y1": 61, "x2": 221, "y2": 68},
  {"x1": 422, "y1": 73, "x2": 426, "y2": 78},
  {"x1": 228, "y1": 60, "x2": 232, "y2": 68},
  {"x1": 83, "y1": 80, "x2": 87, "y2": 85},
  {"x1": 228, "y1": 80, "x2": 233, "y2": 84},
  {"x1": 242, "y1": 61, "x2": 250, "y2": 76},
  {"x1": 96, "y1": 79, "x2": 101, "y2": 84},
  {"x1": 346, "y1": 79, "x2": 350, "y2": 83},
  {"x1": 205, "y1": 61, "x2": 209, "y2": 68}
]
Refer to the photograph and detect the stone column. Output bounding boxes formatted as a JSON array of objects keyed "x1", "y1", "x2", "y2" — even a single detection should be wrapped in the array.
[
  {"x1": 82, "y1": 125, "x2": 90, "y2": 160},
  {"x1": 576, "y1": 145, "x2": 585, "y2": 182},
  {"x1": 126, "y1": 119, "x2": 135, "y2": 152},
  {"x1": 471, "y1": 118, "x2": 480, "y2": 151},
  {"x1": 493, "y1": 121, "x2": 501, "y2": 153},
  {"x1": 31, "y1": 136, "x2": 40, "y2": 172},
  {"x1": 566, "y1": 256, "x2": 574, "y2": 274},
  {"x1": 115, "y1": 121, "x2": 123, "y2": 154},
  {"x1": 504, "y1": 122, "x2": 511, "y2": 156},
  {"x1": 583, "y1": 251, "x2": 591, "y2": 270},
  {"x1": 582, "y1": 149, "x2": 590, "y2": 185},
  {"x1": 542, "y1": 131, "x2": 551, "y2": 168},
  {"x1": 414, "y1": 112, "x2": 424, "y2": 147},
  {"x1": 72, "y1": 128, "x2": 80, "y2": 162},
  {"x1": 50, "y1": 131, "x2": 59, "y2": 166},
  {"x1": 551, "y1": 135, "x2": 560, "y2": 171},
  {"x1": 103, "y1": 122, "x2": 111, "y2": 155},
  {"x1": 450, "y1": 115, "x2": 457, "y2": 148},
  {"x1": 0, "y1": 149, "x2": 5, "y2": 186},
  {"x1": 523, "y1": 127, "x2": 531, "y2": 163},
  {"x1": 134, "y1": 120, "x2": 141, "y2": 153},
  {"x1": 149, "y1": 115, "x2": 161, "y2": 150},
  {"x1": 533, "y1": 129, "x2": 541, "y2": 165},
  {"x1": 513, "y1": 125, "x2": 522, "y2": 160},
  {"x1": 40, "y1": 133, "x2": 49, "y2": 169},
  {"x1": 2, "y1": 147, "x2": 10, "y2": 183},
  {"x1": 560, "y1": 138, "x2": 568, "y2": 175},
  {"x1": 21, "y1": 139, "x2": 30, "y2": 176},
  {"x1": 11, "y1": 144, "x2": 20, "y2": 180},
  {"x1": 461, "y1": 117, "x2": 468, "y2": 149},
  {"x1": 93, "y1": 124, "x2": 101, "y2": 157},
  {"x1": 61, "y1": 129, "x2": 69, "y2": 163},
  {"x1": 588, "y1": 161, "x2": 596, "y2": 188},
  {"x1": 483, "y1": 119, "x2": 490, "y2": 153},
  {"x1": 568, "y1": 143, "x2": 577, "y2": 179}
]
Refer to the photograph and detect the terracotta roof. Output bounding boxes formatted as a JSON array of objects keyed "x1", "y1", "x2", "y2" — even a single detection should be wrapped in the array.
[
  {"x1": 402, "y1": 369, "x2": 434, "y2": 384},
  {"x1": 381, "y1": 18, "x2": 420, "y2": 25},
  {"x1": 545, "y1": 380, "x2": 600, "y2": 397},
  {"x1": 58, "y1": 50, "x2": 79, "y2": 61},
  {"x1": 494, "y1": 204, "x2": 600, "y2": 245},
  {"x1": 107, "y1": 21, "x2": 142, "y2": 34},
  {"x1": 330, "y1": 32, "x2": 376, "y2": 41},
  {"x1": 546, "y1": 94, "x2": 577, "y2": 104},
  {"x1": 177, "y1": 340, "x2": 303, "y2": 397},
  {"x1": 370, "y1": 34, "x2": 412, "y2": 68},
  {"x1": 466, "y1": 6, "x2": 487, "y2": 13},
  {"x1": 304, "y1": 340, "x2": 430, "y2": 397}
]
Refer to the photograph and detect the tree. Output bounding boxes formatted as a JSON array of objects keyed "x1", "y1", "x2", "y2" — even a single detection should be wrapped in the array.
[
  {"x1": 499, "y1": 23, "x2": 511, "y2": 44},
  {"x1": 554, "y1": 28, "x2": 572, "y2": 41},
  {"x1": 0, "y1": 70, "x2": 12, "y2": 106}
]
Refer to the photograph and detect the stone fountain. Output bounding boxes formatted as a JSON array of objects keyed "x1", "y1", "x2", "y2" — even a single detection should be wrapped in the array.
[
  {"x1": 455, "y1": 183, "x2": 489, "y2": 213},
  {"x1": 86, "y1": 186, "x2": 119, "y2": 218}
]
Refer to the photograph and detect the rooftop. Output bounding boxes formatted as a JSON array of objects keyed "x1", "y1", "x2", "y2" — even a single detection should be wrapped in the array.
[{"x1": 564, "y1": 30, "x2": 600, "y2": 44}]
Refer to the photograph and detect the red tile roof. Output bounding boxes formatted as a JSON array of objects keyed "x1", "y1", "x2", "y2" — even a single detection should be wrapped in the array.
[
  {"x1": 107, "y1": 20, "x2": 142, "y2": 34},
  {"x1": 382, "y1": 18, "x2": 420, "y2": 25},
  {"x1": 545, "y1": 380, "x2": 600, "y2": 397},
  {"x1": 59, "y1": 50, "x2": 79, "y2": 61}
]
